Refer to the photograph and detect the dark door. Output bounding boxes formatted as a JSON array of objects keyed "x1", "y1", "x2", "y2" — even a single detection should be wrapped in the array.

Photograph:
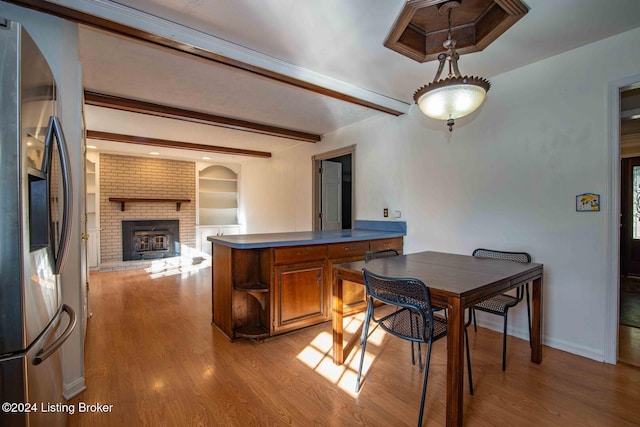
[{"x1": 621, "y1": 157, "x2": 640, "y2": 275}]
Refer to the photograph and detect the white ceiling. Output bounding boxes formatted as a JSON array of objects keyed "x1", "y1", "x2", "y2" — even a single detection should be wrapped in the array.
[{"x1": 75, "y1": 0, "x2": 640, "y2": 163}]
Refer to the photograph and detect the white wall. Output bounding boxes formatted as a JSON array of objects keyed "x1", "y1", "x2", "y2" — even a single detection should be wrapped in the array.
[
  {"x1": 241, "y1": 26, "x2": 640, "y2": 362},
  {"x1": 241, "y1": 142, "x2": 317, "y2": 233},
  {"x1": 0, "y1": 2, "x2": 85, "y2": 397}
]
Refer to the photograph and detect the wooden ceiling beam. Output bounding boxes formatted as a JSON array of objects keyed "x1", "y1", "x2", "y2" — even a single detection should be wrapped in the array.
[
  {"x1": 84, "y1": 91, "x2": 320, "y2": 142},
  {"x1": 6, "y1": 0, "x2": 405, "y2": 117},
  {"x1": 86, "y1": 130, "x2": 272, "y2": 158}
]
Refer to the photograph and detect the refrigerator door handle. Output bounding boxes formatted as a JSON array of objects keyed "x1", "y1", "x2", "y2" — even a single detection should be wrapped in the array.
[
  {"x1": 46, "y1": 115, "x2": 73, "y2": 274},
  {"x1": 33, "y1": 304, "x2": 77, "y2": 365},
  {"x1": 0, "y1": 304, "x2": 76, "y2": 363}
]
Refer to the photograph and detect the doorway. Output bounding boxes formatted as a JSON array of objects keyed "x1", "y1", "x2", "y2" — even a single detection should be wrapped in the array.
[
  {"x1": 312, "y1": 146, "x2": 355, "y2": 231},
  {"x1": 620, "y1": 156, "x2": 640, "y2": 276},
  {"x1": 618, "y1": 86, "x2": 640, "y2": 366}
]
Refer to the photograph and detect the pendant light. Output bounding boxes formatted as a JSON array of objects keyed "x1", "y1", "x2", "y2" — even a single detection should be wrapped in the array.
[{"x1": 413, "y1": 1, "x2": 491, "y2": 131}]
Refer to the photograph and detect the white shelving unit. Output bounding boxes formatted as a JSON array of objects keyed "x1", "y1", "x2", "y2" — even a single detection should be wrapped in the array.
[
  {"x1": 197, "y1": 164, "x2": 241, "y2": 255},
  {"x1": 198, "y1": 165, "x2": 239, "y2": 226},
  {"x1": 86, "y1": 153, "x2": 100, "y2": 268}
]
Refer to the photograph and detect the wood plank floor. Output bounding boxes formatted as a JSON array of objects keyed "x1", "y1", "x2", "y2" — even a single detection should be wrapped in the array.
[
  {"x1": 68, "y1": 267, "x2": 640, "y2": 427},
  {"x1": 619, "y1": 325, "x2": 640, "y2": 366}
]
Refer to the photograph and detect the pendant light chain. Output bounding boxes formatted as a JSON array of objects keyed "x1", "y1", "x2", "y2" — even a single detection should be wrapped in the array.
[{"x1": 447, "y1": 7, "x2": 453, "y2": 78}]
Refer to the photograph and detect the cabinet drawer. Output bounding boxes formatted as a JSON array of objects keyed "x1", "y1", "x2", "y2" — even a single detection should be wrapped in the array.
[
  {"x1": 274, "y1": 245, "x2": 327, "y2": 265},
  {"x1": 369, "y1": 237, "x2": 403, "y2": 252},
  {"x1": 327, "y1": 240, "x2": 370, "y2": 259}
]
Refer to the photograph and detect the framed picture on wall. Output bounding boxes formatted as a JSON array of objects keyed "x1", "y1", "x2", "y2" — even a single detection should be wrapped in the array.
[{"x1": 576, "y1": 193, "x2": 600, "y2": 212}]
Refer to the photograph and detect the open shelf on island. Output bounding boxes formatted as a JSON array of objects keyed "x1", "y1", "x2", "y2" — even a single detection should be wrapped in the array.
[
  {"x1": 234, "y1": 282, "x2": 269, "y2": 292},
  {"x1": 234, "y1": 282, "x2": 269, "y2": 310}
]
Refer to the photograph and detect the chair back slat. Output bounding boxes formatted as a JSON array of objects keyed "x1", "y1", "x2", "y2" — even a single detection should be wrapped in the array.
[
  {"x1": 472, "y1": 248, "x2": 531, "y2": 263},
  {"x1": 362, "y1": 269, "x2": 432, "y2": 315}
]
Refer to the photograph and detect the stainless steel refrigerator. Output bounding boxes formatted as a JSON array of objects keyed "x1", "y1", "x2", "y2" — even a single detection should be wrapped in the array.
[{"x1": 0, "y1": 18, "x2": 77, "y2": 427}]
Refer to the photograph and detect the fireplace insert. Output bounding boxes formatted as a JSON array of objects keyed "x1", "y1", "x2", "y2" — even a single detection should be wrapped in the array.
[{"x1": 122, "y1": 220, "x2": 180, "y2": 261}]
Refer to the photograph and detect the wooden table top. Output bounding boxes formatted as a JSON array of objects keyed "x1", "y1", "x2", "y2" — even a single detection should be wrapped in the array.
[{"x1": 333, "y1": 251, "x2": 543, "y2": 302}]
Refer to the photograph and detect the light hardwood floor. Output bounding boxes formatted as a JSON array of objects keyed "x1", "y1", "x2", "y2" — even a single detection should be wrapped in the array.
[
  {"x1": 619, "y1": 325, "x2": 640, "y2": 366},
  {"x1": 68, "y1": 267, "x2": 640, "y2": 427}
]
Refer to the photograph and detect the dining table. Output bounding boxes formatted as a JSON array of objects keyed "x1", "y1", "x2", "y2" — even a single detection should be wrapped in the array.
[{"x1": 331, "y1": 251, "x2": 544, "y2": 427}]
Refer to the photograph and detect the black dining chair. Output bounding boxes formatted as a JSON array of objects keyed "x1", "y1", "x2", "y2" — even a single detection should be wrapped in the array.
[
  {"x1": 364, "y1": 247, "x2": 450, "y2": 369},
  {"x1": 365, "y1": 248, "x2": 426, "y2": 367},
  {"x1": 470, "y1": 248, "x2": 532, "y2": 371},
  {"x1": 356, "y1": 269, "x2": 473, "y2": 427}
]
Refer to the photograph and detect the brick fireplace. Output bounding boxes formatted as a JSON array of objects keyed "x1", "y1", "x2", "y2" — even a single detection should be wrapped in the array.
[{"x1": 100, "y1": 154, "x2": 196, "y2": 267}]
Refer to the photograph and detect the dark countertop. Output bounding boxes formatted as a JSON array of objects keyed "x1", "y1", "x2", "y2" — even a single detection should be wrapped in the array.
[{"x1": 207, "y1": 221, "x2": 406, "y2": 249}]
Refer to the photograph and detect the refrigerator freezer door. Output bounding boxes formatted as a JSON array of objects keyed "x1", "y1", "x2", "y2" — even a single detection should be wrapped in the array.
[
  {"x1": 0, "y1": 20, "x2": 76, "y2": 427},
  {"x1": 19, "y1": 24, "x2": 59, "y2": 351}
]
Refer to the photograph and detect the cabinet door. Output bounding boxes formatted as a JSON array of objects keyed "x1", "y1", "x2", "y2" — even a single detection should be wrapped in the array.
[
  {"x1": 87, "y1": 230, "x2": 99, "y2": 268},
  {"x1": 198, "y1": 227, "x2": 220, "y2": 256},
  {"x1": 273, "y1": 262, "x2": 326, "y2": 334},
  {"x1": 219, "y1": 226, "x2": 240, "y2": 236}
]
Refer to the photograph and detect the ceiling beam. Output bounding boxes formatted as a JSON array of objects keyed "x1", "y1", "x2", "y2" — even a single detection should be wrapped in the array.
[
  {"x1": 86, "y1": 130, "x2": 272, "y2": 159},
  {"x1": 6, "y1": 0, "x2": 407, "y2": 116},
  {"x1": 84, "y1": 91, "x2": 320, "y2": 143}
]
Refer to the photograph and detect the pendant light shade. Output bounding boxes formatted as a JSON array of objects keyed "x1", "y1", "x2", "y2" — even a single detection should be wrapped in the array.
[
  {"x1": 412, "y1": 1, "x2": 491, "y2": 131},
  {"x1": 414, "y1": 76, "x2": 490, "y2": 125}
]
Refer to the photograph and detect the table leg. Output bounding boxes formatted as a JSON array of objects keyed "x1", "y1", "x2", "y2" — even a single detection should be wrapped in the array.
[
  {"x1": 446, "y1": 298, "x2": 464, "y2": 427},
  {"x1": 333, "y1": 274, "x2": 344, "y2": 365},
  {"x1": 531, "y1": 276, "x2": 543, "y2": 363}
]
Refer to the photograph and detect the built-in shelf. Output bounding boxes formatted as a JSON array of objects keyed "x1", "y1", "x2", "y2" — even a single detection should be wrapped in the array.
[
  {"x1": 198, "y1": 165, "x2": 238, "y2": 225},
  {"x1": 86, "y1": 156, "x2": 99, "y2": 269},
  {"x1": 234, "y1": 282, "x2": 269, "y2": 292},
  {"x1": 108, "y1": 197, "x2": 191, "y2": 212},
  {"x1": 234, "y1": 282, "x2": 269, "y2": 310},
  {"x1": 233, "y1": 282, "x2": 269, "y2": 338}
]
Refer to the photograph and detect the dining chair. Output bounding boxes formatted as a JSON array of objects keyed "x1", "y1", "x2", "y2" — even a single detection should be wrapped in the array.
[
  {"x1": 471, "y1": 248, "x2": 532, "y2": 371},
  {"x1": 356, "y1": 269, "x2": 473, "y2": 427},
  {"x1": 364, "y1": 247, "x2": 451, "y2": 370},
  {"x1": 364, "y1": 248, "x2": 426, "y2": 367}
]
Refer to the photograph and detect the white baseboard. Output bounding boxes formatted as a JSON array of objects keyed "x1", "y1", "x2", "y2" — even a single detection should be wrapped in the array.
[
  {"x1": 473, "y1": 314, "x2": 605, "y2": 362},
  {"x1": 63, "y1": 376, "x2": 86, "y2": 400}
]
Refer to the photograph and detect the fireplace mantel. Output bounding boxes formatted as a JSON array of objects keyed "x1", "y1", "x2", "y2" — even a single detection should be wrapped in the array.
[{"x1": 108, "y1": 197, "x2": 191, "y2": 211}]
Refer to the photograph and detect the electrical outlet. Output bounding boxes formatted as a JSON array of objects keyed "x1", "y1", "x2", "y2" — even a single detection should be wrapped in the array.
[{"x1": 383, "y1": 208, "x2": 388, "y2": 217}]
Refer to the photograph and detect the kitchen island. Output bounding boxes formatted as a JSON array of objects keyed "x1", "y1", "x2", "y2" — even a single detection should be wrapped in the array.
[{"x1": 208, "y1": 221, "x2": 405, "y2": 341}]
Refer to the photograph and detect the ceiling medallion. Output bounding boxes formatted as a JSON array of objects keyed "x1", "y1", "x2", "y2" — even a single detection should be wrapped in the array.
[{"x1": 385, "y1": 0, "x2": 529, "y2": 63}]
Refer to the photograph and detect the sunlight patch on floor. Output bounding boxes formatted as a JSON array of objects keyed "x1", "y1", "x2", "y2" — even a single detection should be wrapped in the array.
[
  {"x1": 202, "y1": 365, "x2": 214, "y2": 379},
  {"x1": 296, "y1": 321, "x2": 386, "y2": 396},
  {"x1": 145, "y1": 255, "x2": 211, "y2": 279},
  {"x1": 151, "y1": 378, "x2": 166, "y2": 392}
]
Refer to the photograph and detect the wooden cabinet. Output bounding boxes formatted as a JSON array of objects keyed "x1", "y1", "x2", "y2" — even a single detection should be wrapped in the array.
[
  {"x1": 327, "y1": 241, "x2": 369, "y2": 259},
  {"x1": 331, "y1": 237, "x2": 404, "y2": 311},
  {"x1": 211, "y1": 236, "x2": 403, "y2": 341},
  {"x1": 273, "y1": 262, "x2": 326, "y2": 334},
  {"x1": 212, "y1": 245, "x2": 270, "y2": 340},
  {"x1": 370, "y1": 237, "x2": 404, "y2": 252}
]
